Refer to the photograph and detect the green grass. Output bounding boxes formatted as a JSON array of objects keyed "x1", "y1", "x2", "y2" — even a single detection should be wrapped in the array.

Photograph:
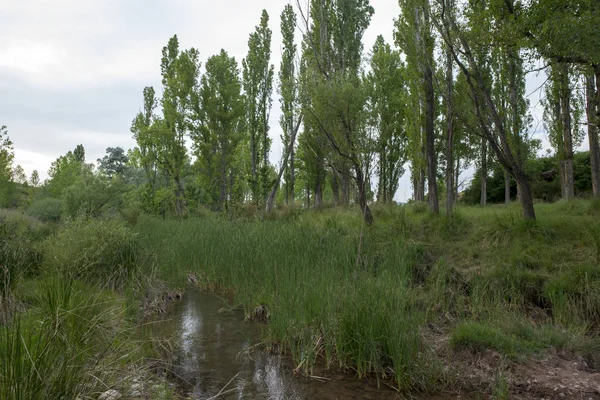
[
  {"x1": 133, "y1": 200, "x2": 600, "y2": 393},
  {"x1": 3, "y1": 199, "x2": 600, "y2": 396}
]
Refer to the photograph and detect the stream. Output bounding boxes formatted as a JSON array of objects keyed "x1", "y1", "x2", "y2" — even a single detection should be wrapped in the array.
[{"x1": 151, "y1": 289, "x2": 459, "y2": 400}]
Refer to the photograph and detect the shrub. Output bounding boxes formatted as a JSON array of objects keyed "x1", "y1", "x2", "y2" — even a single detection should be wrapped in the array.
[
  {"x1": 43, "y1": 218, "x2": 143, "y2": 289},
  {"x1": 26, "y1": 198, "x2": 63, "y2": 222},
  {"x1": 0, "y1": 210, "x2": 47, "y2": 303}
]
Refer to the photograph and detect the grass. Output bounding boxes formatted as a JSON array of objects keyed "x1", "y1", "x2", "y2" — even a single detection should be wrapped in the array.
[
  {"x1": 2, "y1": 199, "x2": 600, "y2": 396},
  {"x1": 133, "y1": 200, "x2": 600, "y2": 393},
  {"x1": 0, "y1": 212, "x2": 169, "y2": 399}
]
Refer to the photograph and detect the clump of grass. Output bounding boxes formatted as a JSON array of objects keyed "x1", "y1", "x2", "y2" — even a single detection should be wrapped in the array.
[
  {"x1": 482, "y1": 212, "x2": 553, "y2": 246},
  {"x1": 43, "y1": 217, "x2": 144, "y2": 289},
  {"x1": 0, "y1": 277, "x2": 136, "y2": 400},
  {"x1": 543, "y1": 264, "x2": 600, "y2": 326},
  {"x1": 469, "y1": 266, "x2": 546, "y2": 314},
  {"x1": 450, "y1": 322, "x2": 529, "y2": 359}
]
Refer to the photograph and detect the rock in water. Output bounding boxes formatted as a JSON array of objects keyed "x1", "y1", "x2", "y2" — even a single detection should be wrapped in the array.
[{"x1": 98, "y1": 389, "x2": 122, "y2": 400}]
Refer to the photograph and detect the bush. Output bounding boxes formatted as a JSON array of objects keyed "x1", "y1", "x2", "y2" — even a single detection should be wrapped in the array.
[
  {"x1": 27, "y1": 198, "x2": 63, "y2": 223},
  {"x1": 0, "y1": 210, "x2": 47, "y2": 302},
  {"x1": 43, "y1": 218, "x2": 143, "y2": 289}
]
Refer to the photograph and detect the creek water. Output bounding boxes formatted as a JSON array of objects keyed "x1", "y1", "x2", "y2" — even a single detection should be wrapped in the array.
[{"x1": 152, "y1": 289, "x2": 459, "y2": 400}]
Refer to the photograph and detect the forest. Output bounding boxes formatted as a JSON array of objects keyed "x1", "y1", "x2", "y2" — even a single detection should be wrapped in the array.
[{"x1": 1, "y1": 0, "x2": 600, "y2": 399}]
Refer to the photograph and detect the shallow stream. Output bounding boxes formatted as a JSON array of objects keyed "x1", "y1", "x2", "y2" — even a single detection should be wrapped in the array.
[{"x1": 152, "y1": 289, "x2": 459, "y2": 400}]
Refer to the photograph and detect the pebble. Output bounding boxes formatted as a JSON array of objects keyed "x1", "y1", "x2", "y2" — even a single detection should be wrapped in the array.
[{"x1": 98, "y1": 390, "x2": 122, "y2": 400}]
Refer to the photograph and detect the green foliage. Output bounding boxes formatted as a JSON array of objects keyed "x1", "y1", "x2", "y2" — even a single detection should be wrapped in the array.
[
  {"x1": 543, "y1": 264, "x2": 600, "y2": 326},
  {"x1": 47, "y1": 145, "x2": 93, "y2": 198},
  {"x1": 463, "y1": 151, "x2": 595, "y2": 204},
  {"x1": 0, "y1": 277, "x2": 134, "y2": 400},
  {"x1": 62, "y1": 175, "x2": 128, "y2": 219},
  {"x1": 450, "y1": 322, "x2": 528, "y2": 358},
  {"x1": 0, "y1": 126, "x2": 15, "y2": 208},
  {"x1": 192, "y1": 49, "x2": 245, "y2": 211},
  {"x1": 0, "y1": 210, "x2": 48, "y2": 304},
  {"x1": 97, "y1": 146, "x2": 129, "y2": 177},
  {"x1": 43, "y1": 218, "x2": 143, "y2": 289},
  {"x1": 243, "y1": 9, "x2": 275, "y2": 204},
  {"x1": 26, "y1": 198, "x2": 63, "y2": 222}
]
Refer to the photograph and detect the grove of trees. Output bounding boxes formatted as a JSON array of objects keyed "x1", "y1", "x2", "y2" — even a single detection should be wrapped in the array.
[{"x1": 2, "y1": 0, "x2": 600, "y2": 224}]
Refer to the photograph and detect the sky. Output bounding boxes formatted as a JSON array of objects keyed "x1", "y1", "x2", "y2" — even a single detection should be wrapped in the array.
[{"x1": 0, "y1": 0, "x2": 569, "y2": 202}]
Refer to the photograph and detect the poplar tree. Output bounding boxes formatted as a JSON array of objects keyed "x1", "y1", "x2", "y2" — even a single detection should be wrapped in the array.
[{"x1": 243, "y1": 10, "x2": 275, "y2": 205}]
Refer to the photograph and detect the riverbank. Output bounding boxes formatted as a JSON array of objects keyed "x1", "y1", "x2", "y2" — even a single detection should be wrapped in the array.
[
  {"x1": 1, "y1": 200, "x2": 599, "y2": 399},
  {"x1": 136, "y1": 200, "x2": 600, "y2": 398}
]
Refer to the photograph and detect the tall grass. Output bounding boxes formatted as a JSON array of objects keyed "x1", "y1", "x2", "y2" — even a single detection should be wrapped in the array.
[
  {"x1": 135, "y1": 200, "x2": 600, "y2": 393},
  {"x1": 136, "y1": 213, "x2": 440, "y2": 391},
  {"x1": 0, "y1": 277, "x2": 136, "y2": 400}
]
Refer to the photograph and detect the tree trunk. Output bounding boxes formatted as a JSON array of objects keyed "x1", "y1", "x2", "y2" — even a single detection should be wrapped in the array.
[
  {"x1": 290, "y1": 146, "x2": 295, "y2": 205},
  {"x1": 515, "y1": 172, "x2": 536, "y2": 220},
  {"x1": 251, "y1": 130, "x2": 257, "y2": 204},
  {"x1": 425, "y1": 38, "x2": 439, "y2": 215},
  {"x1": 341, "y1": 168, "x2": 350, "y2": 206},
  {"x1": 445, "y1": 32, "x2": 454, "y2": 216},
  {"x1": 455, "y1": 157, "x2": 460, "y2": 203},
  {"x1": 355, "y1": 163, "x2": 374, "y2": 225},
  {"x1": 417, "y1": 167, "x2": 426, "y2": 202},
  {"x1": 480, "y1": 139, "x2": 487, "y2": 206},
  {"x1": 306, "y1": 184, "x2": 310, "y2": 209},
  {"x1": 505, "y1": 168, "x2": 511, "y2": 203},
  {"x1": 175, "y1": 176, "x2": 185, "y2": 217},
  {"x1": 331, "y1": 167, "x2": 340, "y2": 206},
  {"x1": 587, "y1": 74, "x2": 600, "y2": 197},
  {"x1": 558, "y1": 64, "x2": 575, "y2": 200},
  {"x1": 314, "y1": 179, "x2": 323, "y2": 209},
  {"x1": 266, "y1": 117, "x2": 302, "y2": 214}
]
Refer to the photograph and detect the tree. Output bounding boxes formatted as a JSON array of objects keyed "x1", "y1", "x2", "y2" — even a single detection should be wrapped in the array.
[
  {"x1": 193, "y1": 49, "x2": 245, "y2": 211},
  {"x1": 159, "y1": 35, "x2": 200, "y2": 217},
  {"x1": 279, "y1": 4, "x2": 300, "y2": 207},
  {"x1": 366, "y1": 36, "x2": 408, "y2": 203},
  {"x1": 397, "y1": 0, "x2": 439, "y2": 214},
  {"x1": 543, "y1": 63, "x2": 585, "y2": 200},
  {"x1": 243, "y1": 10, "x2": 275, "y2": 205},
  {"x1": 434, "y1": 0, "x2": 538, "y2": 219},
  {"x1": 48, "y1": 145, "x2": 92, "y2": 198},
  {"x1": 29, "y1": 170, "x2": 40, "y2": 187},
  {"x1": 266, "y1": 4, "x2": 302, "y2": 214},
  {"x1": 296, "y1": 0, "x2": 375, "y2": 224},
  {"x1": 586, "y1": 73, "x2": 600, "y2": 196},
  {"x1": 0, "y1": 126, "x2": 14, "y2": 206},
  {"x1": 12, "y1": 165, "x2": 27, "y2": 185},
  {"x1": 97, "y1": 147, "x2": 129, "y2": 178}
]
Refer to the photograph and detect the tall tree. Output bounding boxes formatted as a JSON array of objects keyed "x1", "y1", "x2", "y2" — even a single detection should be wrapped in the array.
[
  {"x1": 131, "y1": 86, "x2": 159, "y2": 192},
  {"x1": 267, "y1": 5, "x2": 302, "y2": 214},
  {"x1": 243, "y1": 10, "x2": 275, "y2": 205},
  {"x1": 586, "y1": 73, "x2": 600, "y2": 196},
  {"x1": 297, "y1": 0, "x2": 375, "y2": 224},
  {"x1": 193, "y1": 50, "x2": 245, "y2": 211},
  {"x1": 0, "y1": 126, "x2": 14, "y2": 207},
  {"x1": 444, "y1": 0, "x2": 455, "y2": 214},
  {"x1": 159, "y1": 35, "x2": 200, "y2": 217},
  {"x1": 366, "y1": 35, "x2": 408, "y2": 203},
  {"x1": 434, "y1": 0, "x2": 538, "y2": 219},
  {"x1": 97, "y1": 147, "x2": 129, "y2": 178}
]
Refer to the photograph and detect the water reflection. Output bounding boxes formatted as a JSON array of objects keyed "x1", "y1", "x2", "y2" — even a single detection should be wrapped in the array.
[{"x1": 155, "y1": 289, "x2": 457, "y2": 400}]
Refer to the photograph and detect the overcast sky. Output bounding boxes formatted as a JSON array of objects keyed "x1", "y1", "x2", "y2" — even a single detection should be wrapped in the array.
[{"x1": 0, "y1": 0, "x2": 564, "y2": 201}]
